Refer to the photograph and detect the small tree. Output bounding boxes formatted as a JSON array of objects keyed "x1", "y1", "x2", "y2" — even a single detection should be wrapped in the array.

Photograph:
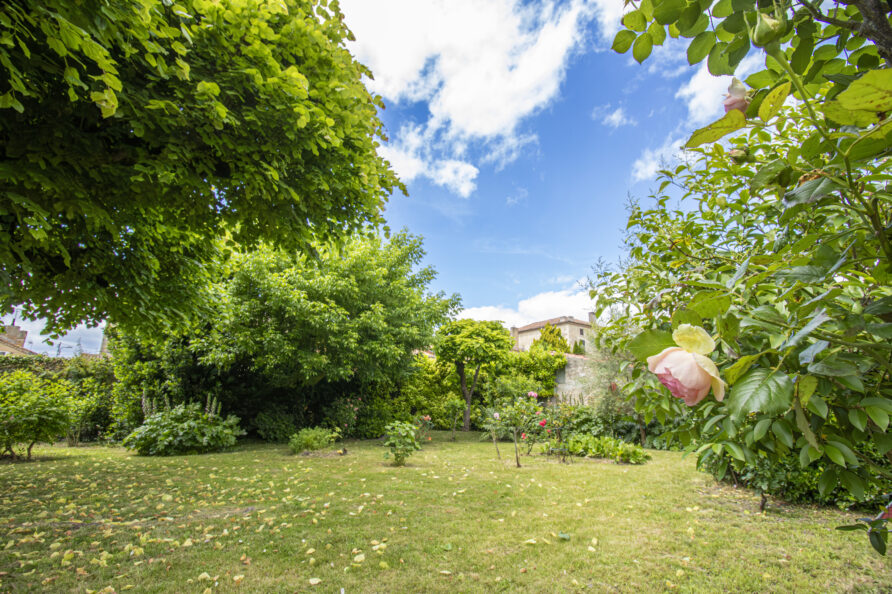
[
  {"x1": 0, "y1": 371, "x2": 70, "y2": 460},
  {"x1": 435, "y1": 319, "x2": 513, "y2": 431},
  {"x1": 531, "y1": 324, "x2": 570, "y2": 353},
  {"x1": 444, "y1": 398, "x2": 465, "y2": 441}
]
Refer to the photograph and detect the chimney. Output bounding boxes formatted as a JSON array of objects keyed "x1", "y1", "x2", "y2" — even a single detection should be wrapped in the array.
[{"x1": 2, "y1": 325, "x2": 27, "y2": 348}]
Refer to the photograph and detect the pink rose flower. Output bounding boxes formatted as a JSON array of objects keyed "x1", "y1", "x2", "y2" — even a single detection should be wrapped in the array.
[
  {"x1": 880, "y1": 503, "x2": 892, "y2": 521},
  {"x1": 546, "y1": 429, "x2": 551, "y2": 434},
  {"x1": 521, "y1": 433, "x2": 527, "y2": 440},
  {"x1": 647, "y1": 325, "x2": 726, "y2": 407},
  {"x1": 528, "y1": 391, "x2": 538, "y2": 398},
  {"x1": 539, "y1": 419, "x2": 547, "y2": 427},
  {"x1": 723, "y1": 78, "x2": 749, "y2": 116},
  {"x1": 493, "y1": 412, "x2": 500, "y2": 420},
  {"x1": 535, "y1": 411, "x2": 542, "y2": 415}
]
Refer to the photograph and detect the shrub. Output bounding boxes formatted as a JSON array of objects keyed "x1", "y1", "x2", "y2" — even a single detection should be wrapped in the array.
[
  {"x1": 289, "y1": 427, "x2": 340, "y2": 453},
  {"x1": 700, "y1": 452, "x2": 892, "y2": 511},
  {"x1": 383, "y1": 420, "x2": 421, "y2": 466},
  {"x1": 253, "y1": 407, "x2": 297, "y2": 443},
  {"x1": 122, "y1": 402, "x2": 244, "y2": 456},
  {"x1": 0, "y1": 371, "x2": 71, "y2": 459},
  {"x1": 564, "y1": 433, "x2": 650, "y2": 465}
]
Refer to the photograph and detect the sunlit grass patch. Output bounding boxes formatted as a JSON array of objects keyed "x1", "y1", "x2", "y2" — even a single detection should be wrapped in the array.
[{"x1": 0, "y1": 432, "x2": 888, "y2": 592}]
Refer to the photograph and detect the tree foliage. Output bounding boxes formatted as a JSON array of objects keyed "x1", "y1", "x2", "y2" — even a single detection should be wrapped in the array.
[
  {"x1": 531, "y1": 323, "x2": 571, "y2": 353},
  {"x1": 434, "y1": 319, "x2": 514, "y2": 430},
  {"x1": 0, "y1": 0, "x2": 401, "y2": 333},
  {"x1": 607, "y1": 0, "x2": 892, "y2": 553},
  {"x1": 111, "y1": 232, "x2": 458, "y2": 434}
]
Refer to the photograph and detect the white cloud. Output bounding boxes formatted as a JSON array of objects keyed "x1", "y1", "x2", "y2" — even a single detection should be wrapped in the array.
[
  {"x1": 506, "y1": 187, "x2": 529, "y2": 206},
  {"x1": 593, "y1": 104, "x2": 636, "y2": 128},
  {"x1": 631, "y1": 133, "x2": 686, "y2": 183},
  {"x1": 341, "y1": 0, "x2": 596, "y2": 196},
  {"x1": 461, "y1": 286, "x2": 592, "y2": 328},
  {"x1": 431, "y1": 159, "x2": 479, "y2": 197},
  {"x1": 590, "y1": 0, "x2": 626, "y2": 43}
]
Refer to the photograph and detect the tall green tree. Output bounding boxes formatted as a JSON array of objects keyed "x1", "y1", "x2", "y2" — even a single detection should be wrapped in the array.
[
  {"x1": 434, "y1": 319, "x2": 514, "y2": 431},
  {"x1": 0, "y1": 0, "x2": 401, "y2": 333},
  {"x1": 531, "y1": 323, "x2": 571, "y2": 353},
  {"x1": 111, "y1": 231, "x2": 458, "y2": 433}
]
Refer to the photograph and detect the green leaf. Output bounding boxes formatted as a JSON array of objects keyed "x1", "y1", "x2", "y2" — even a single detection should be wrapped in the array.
[
  {"x1": 865, "y1": 406, "x2": 890, "y2": 431},
  {"x1": 687, "y1": 31, "x2": 715, "y2": 64},
  {"x1": 818, "y1": 466, "x2": 837, "y2": 496},
  {"x1": 728, "y1": 368, "x2": 794, "y2": 416},
  {"x1": 840, "y1": 470, "x2": 865, "y2": 500},
  {"x1": 750, "y1": 158, "x2": 788, "y2": 190},
  {"x1": 707, "y1": 41, "x2": 733, "y2": 75},
  {"x1": 808, "y1": 356, "x2": 858, "y2": 377},
  {"x1": 627, "y1": 330, "x2": 675, "y2": 362},
  {"x1": 758, "y1": 82, "x2": 790, "y2": 122},
  {"x1": 837, "y1": 68, "x2": 892, "y2": 112},
  {"x1": 849, "y1": 408, "x2": 868, "y2": 432},
  {"x1": 686, "y1": 110, "x2": 746, "y2": 148},
  {"x1": 807, "y1": 395, "x2": 828, "y2": 419},
  {"x1": 725, "y1": 257, "x2": 749, "y2": 288},
  {"x1": 772, "y1": 419, "x2": 794, "y2": 448},
  {"x1": 648, "y1": 22, "x2": 666, "y2": 46},
  {"x1": 633, "y1": 33, "x2": 654, "y2": 63},
  {"x1": 723, "y1": 441, "x2": 746, "y2": 462},
  {"x1": 820, "y1": 101, "x2": 880, "y2": 127},
  {"x1": 782, "y1": 311, "x2": 829, "y2": 350},
  {"x1": 869, "y1": 529, "x2": 887, "y2": 555},
  {"x1": 623, "y1": 10, "x2": 648, "y2": 32},
  {"x1": 688, "y1": 291, "x2": 732, "y2": 318},
  {"x1": 798, "y1": 341, "x2": 829, "y2": 366},
  {"x1": 823, "y1": 443, "x2": 846, "y2": 467},
  {"x1": 671, "y1": 308, "x2": 702, "y2": 329},
  {"x1": 654, "y1": 0, "x2": 686, "y2": 24},
  {"x1": 612, "y1": 30, "x2": 637, "y2": 53},
  {"x1": 753, "y1": 417, "x2": 771, "y2": 441},
  {"x1": 783, "y1": 177, "x2": 843, "y2": 207},
  {"x1": 723, "y1": 354, "x2": 759, "y2": 386},
  {"x1": 745, "y1": 69, "x2": 778, "y2": 89},
  {"x1": 797, "y1": 375, "x2": 818, "y2": 406}
]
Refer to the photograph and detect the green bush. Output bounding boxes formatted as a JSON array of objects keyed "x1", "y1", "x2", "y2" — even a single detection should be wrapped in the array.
[
  {"x1": 253, "y1": 407, "x2": 297, "y2": 443},
  {"x1": 700, "y1": 452, "x2": 892, "y2": 510},
  {"x1": 564, "y1": 433, "x2": 650, "y2": 465},
  {"x1": 0, "y1": 370, "x2": 71, "y2": 459},
  {"x1": 288, "y1": 427, "x2": 340, "y2": 453},
  {"x1": 383, "y1": 420, "x2": 421, "y2": 466},
  {"x1": 122, "y1": 402, "x2": 244, "y2": 456}
]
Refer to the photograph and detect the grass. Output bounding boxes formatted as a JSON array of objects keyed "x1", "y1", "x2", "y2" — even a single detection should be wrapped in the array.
[{"x1": 0, "y1": 431, "x2": 889, "y2": 593}]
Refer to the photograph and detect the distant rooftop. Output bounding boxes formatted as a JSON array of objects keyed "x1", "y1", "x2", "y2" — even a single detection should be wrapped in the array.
[{"x1": 513, "y1": 316, "x2": 591, "y2": 333}]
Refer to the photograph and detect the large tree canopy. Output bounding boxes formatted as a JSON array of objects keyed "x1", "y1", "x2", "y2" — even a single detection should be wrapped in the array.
[
  {"x1": 111, "y1": 231, "x2": 459, "y2": 432},
  {"x1": 0, "y1": 0, "x2": 401, "y2": 333}
]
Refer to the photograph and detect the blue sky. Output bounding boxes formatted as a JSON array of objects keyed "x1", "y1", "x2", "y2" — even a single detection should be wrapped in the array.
[{"x1": 7, "y1": 0, "x2": 764, "y2": 354}]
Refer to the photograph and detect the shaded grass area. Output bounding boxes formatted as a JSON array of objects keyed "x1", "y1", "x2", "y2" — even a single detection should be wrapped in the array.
[{"x1": 0, "y1": 431, "x2": 889, "y2": 592}]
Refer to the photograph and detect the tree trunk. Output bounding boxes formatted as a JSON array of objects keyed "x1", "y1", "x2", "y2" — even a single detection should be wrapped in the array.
[
  {"x1": 492, "y1": 430, "x2": 501, "y2": 459},
  {"x1": 759, "y1": 492, "x2": 768, "y2": 513},
  {"x1": 638, "y1": 417, "x2": 646, "y2": 446},
  {"x1": 451, "y1": 417, "x2": 457, "y2": 441},
  {"x1": 27, "y1": 441, "x2": 35, "y2": 460},
  {"x1": 459, "y1": 362, "x2": 483, "y2": 431},
  {"x1": 513, "y1": 428, "x2": 521, "y2": 468}
]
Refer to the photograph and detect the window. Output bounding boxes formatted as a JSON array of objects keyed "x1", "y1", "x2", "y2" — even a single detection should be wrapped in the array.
[{"x1": 579, "y1": 329, "x2": 584, "y2": 336}]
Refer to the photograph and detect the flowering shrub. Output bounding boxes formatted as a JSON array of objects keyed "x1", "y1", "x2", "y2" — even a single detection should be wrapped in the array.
[
  {"x1": 498, "y1": 390, "x2": 544, "y2": 468},
  {"x1": 289, "y1": 426, "x2": 340, "y2": 453},
  {"x1": 123, "y1": 402, "x2": 244, "y2": 456},
  {"x1": 415, "y1": 414, "x2": 433, "y2": 441},
  {"x1": 383, "y1": 420, "x2": 421, "y2": 466}
]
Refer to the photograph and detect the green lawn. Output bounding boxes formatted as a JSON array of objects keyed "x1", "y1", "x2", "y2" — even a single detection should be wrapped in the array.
[{"x1": 1, "y1": 432, "x2": 889, "y2": 593}]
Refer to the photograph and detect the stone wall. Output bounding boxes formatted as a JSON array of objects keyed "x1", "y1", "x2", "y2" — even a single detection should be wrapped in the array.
[{"x1": 554, "y1": 354, "x2": 593, "y2": 404}]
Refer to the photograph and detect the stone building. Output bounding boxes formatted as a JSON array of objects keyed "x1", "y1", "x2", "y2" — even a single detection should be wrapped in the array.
[
  {"x1": 0, "y1": 324, "x2": 37, "y2": 356},
  {"x1": 509, "y1": 314, "x2": 594, "y2": 352}
]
